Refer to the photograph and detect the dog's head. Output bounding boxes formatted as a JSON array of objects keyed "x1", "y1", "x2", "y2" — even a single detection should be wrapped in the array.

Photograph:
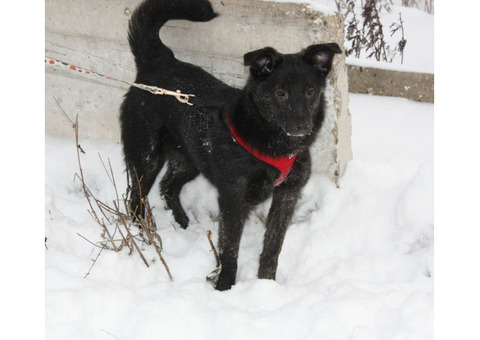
[{"x1": 244, "y1": 43, "x2": 342, "y2": 138}]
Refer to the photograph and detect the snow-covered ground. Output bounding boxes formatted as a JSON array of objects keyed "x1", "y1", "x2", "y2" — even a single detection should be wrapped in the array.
[{"x1": 44, "y1": 93, "x2": 433, "y2": 340}]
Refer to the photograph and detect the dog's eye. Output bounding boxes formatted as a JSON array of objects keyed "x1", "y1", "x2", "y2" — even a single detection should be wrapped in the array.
[
  {"x1": 306, "y1": 88, "x2": 315, "y2": 98},
  {"x1": 275, "y1": 89, "x2": 287, "y2": 98}
]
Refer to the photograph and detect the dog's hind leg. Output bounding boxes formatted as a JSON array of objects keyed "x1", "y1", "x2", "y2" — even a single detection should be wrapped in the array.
[
  {"x1": 123, "y1": 129, "x2": 167, "y2": 220},
  {"x1": 160, "y1": 150, "x2": 199, "y2": 229},
  {"x1": 128, "y1": 159, "x2": 164, "y2": 219}
]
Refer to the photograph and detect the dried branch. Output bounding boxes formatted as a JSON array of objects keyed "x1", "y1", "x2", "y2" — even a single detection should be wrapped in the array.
[
  {"x1": 345, "y1": 1, "x2": 365, "y2": 58},
  {"x1": 84, "y1": 246, "x2": 106, "y2": 279},
  {"x1": 77, "y1": 233, "x2": 106, "y2": 249},
  {"x1": 390, "y1": 12, "x2": 407, "y2": 64},
  {"x1": 206, "y1": 230, "x2": 220, "y2": 268},
  {"x1": 132, "y1": 171, "x2": 173, "y2": 280},
  {"x1": 362, "y1": 0, "x2": 389, "y2": 62}
]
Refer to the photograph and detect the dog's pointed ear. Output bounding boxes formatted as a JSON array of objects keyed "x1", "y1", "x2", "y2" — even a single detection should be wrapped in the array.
[
  {"x1": 244, "y1": 47, "x2": 282, "y2": 77},
  {"x1": 303, "y1": 43, "x2": 342, "y2": 74}
]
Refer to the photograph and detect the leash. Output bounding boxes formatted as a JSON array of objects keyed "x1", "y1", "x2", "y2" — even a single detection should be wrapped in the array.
[{"x1": 45, "y1": 56, "x2": 195, "y2": 105}]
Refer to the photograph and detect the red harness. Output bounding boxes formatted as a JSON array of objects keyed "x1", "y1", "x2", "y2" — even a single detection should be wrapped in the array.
[{"x1": 224, "y1": 111, "x2": 297, "y2": 186}]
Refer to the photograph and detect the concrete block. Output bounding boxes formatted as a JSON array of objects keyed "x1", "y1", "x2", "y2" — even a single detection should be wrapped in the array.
[
  {"x1": 347, "y1": 65, "x2": 434, "y2": 103},
  {"x1": 45, "y1": 0, "x2": 352, "y2": 184}
]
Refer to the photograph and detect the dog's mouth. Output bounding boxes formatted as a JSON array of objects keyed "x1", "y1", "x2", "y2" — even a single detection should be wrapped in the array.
[
  {"x1": 284, "y1": 124, "x2": 312, "y2": 137},
  {"x1": 286, "y1": 131, "x2": 309, "y2": 137}
]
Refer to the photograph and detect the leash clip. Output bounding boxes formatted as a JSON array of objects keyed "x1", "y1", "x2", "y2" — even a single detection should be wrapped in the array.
[{"x1": 162, "y1": 89, "x2": 194, "y2": 105}]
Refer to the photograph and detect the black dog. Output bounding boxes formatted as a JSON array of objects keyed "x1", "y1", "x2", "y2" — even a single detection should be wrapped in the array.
[{"x1": 120, "y1": 0, "x2": 341, "y2": 291}]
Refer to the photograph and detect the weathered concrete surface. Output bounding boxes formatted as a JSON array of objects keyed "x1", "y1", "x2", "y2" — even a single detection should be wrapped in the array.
[
  {"x1": 347, "y1": 65, "x2": 434, "y2": 103},
  {"x1": 45, "y1": 0, "x2": 352, "y2": 183},
  {"x1": 45, "y1": 0, "x2": 137, "y2": 141}
]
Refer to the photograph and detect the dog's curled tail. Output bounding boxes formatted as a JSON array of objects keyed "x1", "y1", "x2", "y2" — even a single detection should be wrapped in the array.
[{"x1": 128, "y1": 0, "x2": 218, "y2": 64}]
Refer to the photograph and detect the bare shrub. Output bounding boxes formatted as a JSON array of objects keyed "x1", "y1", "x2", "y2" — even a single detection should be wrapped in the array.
[
  {"x1": 337, "y1": 0, "x2": 407, "y2": 64},
  {"x1": 55, "y1": 98, "x2": 172, "y2": 280}
]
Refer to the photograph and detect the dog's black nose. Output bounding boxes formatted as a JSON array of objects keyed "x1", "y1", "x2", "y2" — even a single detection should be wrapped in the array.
[{"x1": 296, "y1": 124, "x2": 308, "y2": 133}]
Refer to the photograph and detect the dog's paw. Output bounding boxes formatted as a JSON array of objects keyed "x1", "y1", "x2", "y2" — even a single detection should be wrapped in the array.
[
  {"x1": 172, "y1": 210, "x2": 189, "y2": 229},
  {"x1": 215, "y1": 280, "x2": 233, "y2": 291},
  {"x1": 215, "y1": 269, "x2": 236, "y2": 291}
]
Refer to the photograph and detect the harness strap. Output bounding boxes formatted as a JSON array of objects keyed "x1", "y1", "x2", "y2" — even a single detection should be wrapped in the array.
[{"x1": 224, "y1": 111, "x2": 297, "y2": 186}]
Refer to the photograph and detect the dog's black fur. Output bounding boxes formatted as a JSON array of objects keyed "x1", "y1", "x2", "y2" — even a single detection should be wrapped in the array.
[{"x1": 120, "y1": 0, "x2": 341, "y2": 291}]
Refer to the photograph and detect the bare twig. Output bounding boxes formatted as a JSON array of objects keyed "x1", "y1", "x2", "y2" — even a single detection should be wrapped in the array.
[
  {"x1": 132, "y1": 171, "x2": 173, "y2": 280},
  {"x1": 206, "y1": 230, "x2": 220, "y2": 268},
  {"x1": 84, "y1": 246, "x2": 106, "y2": 279},
  {"x1": 77, "y1": 233, "x2": 106, "y2": 249},
  {"x1": 70, "y1": 115, "x2": 120, "y2": 252},
  {"x1": 120, "y1": 214, "x2": 150, "y2": 268},
  {"x1": 55, "y1": 96, "x2": 75, "y2": 127},
  {"x1": 390, "y1": 12, "x2": 407, "y2": 64},
  {"x1": 100, "y1": 329, "x2": 121, "y2": 340},
  {"x1": 141, "y1": 218, "x2": 173, "y2": 280}
]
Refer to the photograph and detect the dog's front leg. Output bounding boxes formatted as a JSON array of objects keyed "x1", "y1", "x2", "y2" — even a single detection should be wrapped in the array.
[
  {"x1": 258, "y1": 153, "x2": 311, "y2": 281},
  {"x1": 257, "y1": 185, "x2": 301, "y2": 280},
  {"x1": 215, "y1": 191, "x2": 249, "y2": 291}
]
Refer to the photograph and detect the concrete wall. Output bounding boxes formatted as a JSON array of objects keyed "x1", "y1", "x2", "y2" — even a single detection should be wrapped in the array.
[
  {"x1": 45, "y1": 0, "x2": 352, "y2": 184},
  {"x1": 347, "y1": 65, "x2": 434, "y2": 103}
]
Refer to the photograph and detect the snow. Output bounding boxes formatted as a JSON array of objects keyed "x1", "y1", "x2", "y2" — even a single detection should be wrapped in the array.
[
  {"x1": 263, "y1": 0, "x2": 337, "y2": 15},
  {"x1": 45, "y1": 93, "x2": 433, "y2": 340}
]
